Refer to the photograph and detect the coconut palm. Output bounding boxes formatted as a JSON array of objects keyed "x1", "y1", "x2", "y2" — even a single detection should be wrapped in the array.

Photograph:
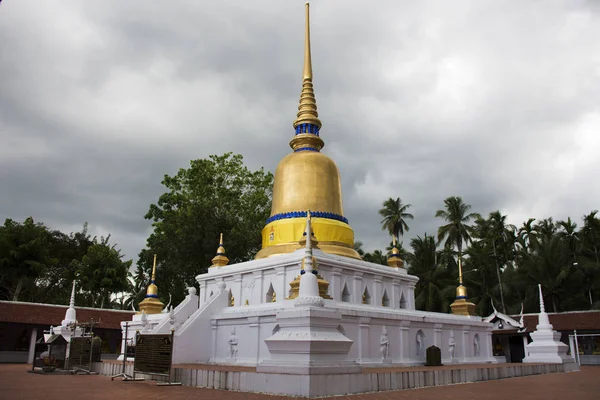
[
  {"x1": 353, "y1": 241, "x2": 366, "y2": 258},
  {"x1": 474, "y1": 211, "x2": 516, "y2": 312},
  {"x1": 407, "y1": 234, "x2": 455, "y2": 312},
  {"x1": 517, "y1": 218, "x2": 538, "y2": 254},
  {"x1": 435, "y1": 196, "x2": 480, "y2": 260},
  {"x1": 379, "y1": 197, "x2": 414, "y2": 243}
]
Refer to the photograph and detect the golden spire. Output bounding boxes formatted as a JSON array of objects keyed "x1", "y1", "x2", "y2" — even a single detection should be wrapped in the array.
[
  {"x1": 147, "y1": 254, "x2": 158, "y2": 296},
  {"x1": 450, "y1": 255, "x2": 477, "y2": 316},
  {"x1": 138, "y1": 254, "x2": 164, "y2": 314},
  {"x1": 290, "y1": 2, "x2": 324, "y2": 152},
  {"x1": 387, "y1": 235, "x2": 404, "y2": 268},
  {"x1": 254, "y1": 2, "x2": 360, "y2": 261},
  {"x1": 211, "y1": 233, "x2": 230, "y2": 267}
]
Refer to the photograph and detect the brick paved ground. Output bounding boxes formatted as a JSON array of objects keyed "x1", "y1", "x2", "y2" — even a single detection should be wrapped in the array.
[{"x1": 0, "y1": 364, "x2": 598, "y2": 400}]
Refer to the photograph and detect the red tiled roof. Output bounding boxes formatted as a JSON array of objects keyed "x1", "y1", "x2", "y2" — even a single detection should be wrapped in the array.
[
  {"x1": 0, "y1": 301, "x2": 135, "y2": 330},
  {"x1": 518, "y1": 311, "x2": 600, "y2": 333}
]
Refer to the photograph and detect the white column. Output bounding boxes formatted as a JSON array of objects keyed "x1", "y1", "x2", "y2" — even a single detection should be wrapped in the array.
[
  {"x1": 373, "y1": 276, "x2": 383, "y2": 306},
  {"x1": 399, "y1": 322, "x2": 410, "y2": 362},
  {"x1": 276, "y1": 271, "x2": 286, "y2": 303},
  {"x1": 331, "y1": 267, "x2": 343, "y2": 301},
  {"x1": 353, "y1": 272, "x2": 363, "y2": 304},
  {"x1": 358, "y1": 317, "x2": 370, "y2": 362},
  {"x1": 27, "y1": 328, "x2": 37, "y2": 364},
  {"x1": 461, "y1": 326, "x2": 470, "y2": 362},
  {"x1": 234, "y1": 274, "x2": 243, "y2": 307},
  {"x1": 433, "y1": 323, "x2": 442, "y2": 348},
  {"x1": 249, "y1": 316, "x2": 260, "y2": 364},
  {"x1": 392, "y1": 281, "x2": 401, "y2": 309}
]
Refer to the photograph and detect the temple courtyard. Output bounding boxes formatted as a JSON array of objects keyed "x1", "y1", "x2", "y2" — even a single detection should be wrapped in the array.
[{"x1": 1, "y1": 364, "x2": 598, "y2": 400}]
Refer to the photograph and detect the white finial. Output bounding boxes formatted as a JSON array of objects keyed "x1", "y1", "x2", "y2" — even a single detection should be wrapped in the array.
[
  {"x1": 61, "y1": 280, "x2": 77, "y2": 326},
  {"x1": 536, "y1": 284, "x2": 553, "y2": 330},
  {"x1": 304, "y1": 210, "x2": 313, "y2": 270},
  {"x1": 295, "y1": 211, "x2": 324, "y2": 307},
  {"x1": 538, "y1": 284, "x2": 545, "y2": 313},
  {"x1": 69, "y1": 280, "x2": 76, "y2": 308}
]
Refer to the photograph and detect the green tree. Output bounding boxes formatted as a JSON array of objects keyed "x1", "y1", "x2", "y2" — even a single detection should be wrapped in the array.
[
  {"x1": 0, "y1": 217, "x2": 53, "y2": 301},
  {"x1": 435, "y1": 196, "x2": 480, "y2": 263},
  {"x1": 407, "y1": 234, "x2": 454, "y2": 312},
  {"x1": 363, "y1": 249, "x2": 388, "y2": 265},
  {"x1": 379, "y1": 197, "x2": 414, "y2": 243},
  {"x1": 72, "y1": 236, "x2": 131, "y2": 308},
  {"x1": 473, "y1": 211, "x2": 516, "y2": 313},
  {"x1": 139, "y1": 153, "x2": 273, "y2": 305},
  {"x1": 353, "y1": 241, "x2": 365, "y2": 258}
]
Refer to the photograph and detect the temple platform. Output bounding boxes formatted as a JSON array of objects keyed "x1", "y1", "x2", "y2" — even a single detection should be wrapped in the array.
[{"x1": 92, "y1": 360, "x2": 576, "y2": 397}]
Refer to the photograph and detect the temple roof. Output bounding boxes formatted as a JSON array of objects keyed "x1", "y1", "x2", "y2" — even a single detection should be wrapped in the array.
[
  {"x1": 487, "y1": 310, "x2": 600, "y2": 334},
  {"x1": 0, "y1": 300, "x2": 134, "y2": 330}
]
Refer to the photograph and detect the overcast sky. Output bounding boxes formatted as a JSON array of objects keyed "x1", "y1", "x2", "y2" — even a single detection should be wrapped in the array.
[{"x1": 1, "y1": 0, "x2": 599, "y2": 264}]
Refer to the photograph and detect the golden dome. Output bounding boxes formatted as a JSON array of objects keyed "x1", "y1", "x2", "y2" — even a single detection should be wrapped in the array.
[{"x1": 255, "y1": 3, "x2": 360, "y2": 260}]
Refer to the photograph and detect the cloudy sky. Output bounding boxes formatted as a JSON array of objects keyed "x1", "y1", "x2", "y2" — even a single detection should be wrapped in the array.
[{"x1": 1, "y1": 0, "x2": 599, "y2": 263}]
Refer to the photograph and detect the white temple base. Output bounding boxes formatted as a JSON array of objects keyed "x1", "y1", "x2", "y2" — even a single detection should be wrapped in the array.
[{"x1": 523, "y1": 330, "x2": 573, "y2": 364}]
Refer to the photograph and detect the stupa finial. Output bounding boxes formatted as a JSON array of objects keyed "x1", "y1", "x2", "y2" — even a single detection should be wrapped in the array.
[
  {"x1": 302, "y1": 211, "x2": 314, "y2": 271},
  {"x1": 538, "y1": 284, "x2": 545, "y2": 314},
  {"x1": 138, "y1": 254, "x2": 164, "y2": 314},
  {"x1": 290, "y1": 2, "x2": 324, "y2": 152},
  {"x1": 151, "y1": 254, "x2": 157, "y2": 283},
  {"x1": 387, "y1": 235, "x2": 404, "y2": 268},
  {"x1": 69, "y1": 280, "x2": 76, "y2": 308},
  {"x1": 211, "y1": 233, "x2": 230, "y2": 267}
]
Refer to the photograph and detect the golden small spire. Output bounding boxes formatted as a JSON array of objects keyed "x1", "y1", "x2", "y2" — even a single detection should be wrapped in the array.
[
  {"x1": 450, "y1": 255, "x2": 477, "y2": 316},
  {"x1": 138, "y1": 254, "x2": 164, "y2": 314},
  {"x1": 151, "y1": 254, "x2": 157, "y2": 281},
  {"x1": 387, "y1": 235, "x2": 404, "y2": 268},
  {"x1": 147, "y1": 254, "x2": 158, "y2": 296},
  {"x1": 290, "y1": 2, "x2": 324, "y2": 152},
  {"x1": 211, "y1": 233, "x2": 230, "y2": 267}
]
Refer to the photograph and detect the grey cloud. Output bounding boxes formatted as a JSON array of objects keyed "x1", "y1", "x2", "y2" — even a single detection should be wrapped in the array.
[{"x1": 1, "y1": 0, "x2": 599, "y2": 262}]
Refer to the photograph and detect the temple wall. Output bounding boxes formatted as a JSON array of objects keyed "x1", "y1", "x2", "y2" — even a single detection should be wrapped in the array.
[
  {"x1": 201, "y1": 303, "x2": 494, "y2": 367},
  {"x1": 198, "y1": 249, "x2": 417, "y2": 311}
]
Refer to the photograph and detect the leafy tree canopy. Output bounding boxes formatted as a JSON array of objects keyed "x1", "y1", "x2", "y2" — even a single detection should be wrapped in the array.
[{"x1": 138, "y1": 153, "x2": 273, "y2": 306}]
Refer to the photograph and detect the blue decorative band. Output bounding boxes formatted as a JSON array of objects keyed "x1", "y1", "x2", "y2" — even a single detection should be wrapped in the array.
[
  {"x1": 145, "y1": 294, "x2": 159, "y2": 298},
  {"x1": 216, "y1": 252, "x2": 225, "y2": 256},
  {"x1": 456, "y1": 295, "x2": 467, "y2": 299},
  {"x1": 388, "y1": 253, "x2": 401, "y2": 258},
  {"x1": 312, "y1": 270, "x2": 318, "y2": 275},
  {"x1": 266, "y1": 211, "x2": 349, "y2": 224},
  {"x1": 294, "y1": 147, "x2": 319, "y2": 152},
  {"x1": 300, "y1": 270, "x2": 306, "y2": 275},
  {"x1": 295, "y1": 123, "x2": 320, "y2": 136}
]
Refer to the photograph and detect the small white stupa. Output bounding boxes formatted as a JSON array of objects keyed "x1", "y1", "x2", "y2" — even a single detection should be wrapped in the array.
[
  {"x1": 523, "y1": 284, "x2": 575, "y2": 367},
  {"x1": 48, "y1": 281, "x2": 83, "y2": 351}
]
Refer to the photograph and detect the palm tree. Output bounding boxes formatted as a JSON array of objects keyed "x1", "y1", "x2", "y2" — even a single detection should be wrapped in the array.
[
  {"x1": 474, "y1": 211, "x2": 516, "y2": 312},
  {"x1": 385, "y1": 240, "x2": 410, "y2": 263},
  {"x1": 364, "y1": 250, "x2": 388, "y2": 266},
  {"x1": 407, "y1": 234, "x2": 455, "y2": 312},
  {"x1": 379, "y1": 197, "x2": 414, "y2": 243},
  {"x1": 353, "y1": 241, "x2": 365, "y2": 258},
  {"x1": 435, "y1": 196, "x2": 480, "y2": 262},
  {"x1": 517, "y1": 218, "x2": 538, "y2": 254}
]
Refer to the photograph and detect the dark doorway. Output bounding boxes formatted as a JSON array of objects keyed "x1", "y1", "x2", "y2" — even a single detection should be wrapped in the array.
[{"x1": 509, "y1": 336, "x2": 525, "y2": 363}]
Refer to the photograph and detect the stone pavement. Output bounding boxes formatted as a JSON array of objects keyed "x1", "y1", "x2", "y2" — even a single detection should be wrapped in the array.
[{"x1": 1, "y1": 364, "x2": 598, "y2": 400}]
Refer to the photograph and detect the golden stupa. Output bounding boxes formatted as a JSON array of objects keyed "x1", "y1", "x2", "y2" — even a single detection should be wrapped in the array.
[
  {"x1": 255, "y1": 3, "x2": 360, "y2": 260},
  {"x1": 450, "y1": 257, "x2": 477, "y2": 316},
  {"x1": 387, "y1": 236, "x2": 405, "y2": 269},
  {"x1": 138, "y1": 254, "x2": 164, "y2": 315}
]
